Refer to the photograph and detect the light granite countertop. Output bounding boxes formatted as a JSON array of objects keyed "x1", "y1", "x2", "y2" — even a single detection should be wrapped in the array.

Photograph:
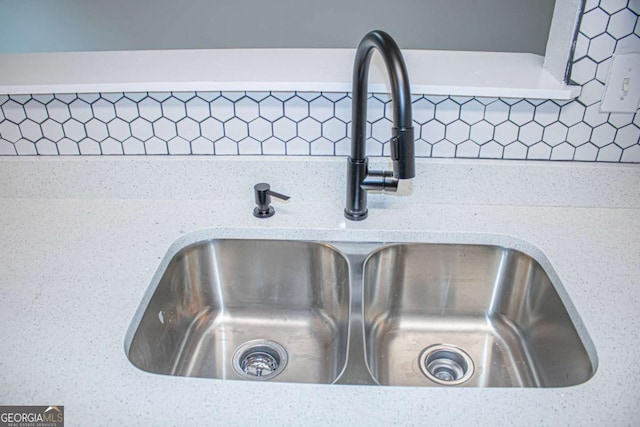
[{"x1": 0, "y1": 156, "x2": 638, "y2": 426}]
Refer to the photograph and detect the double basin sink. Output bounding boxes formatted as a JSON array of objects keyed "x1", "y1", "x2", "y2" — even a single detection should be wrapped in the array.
[{"x1": 126, "y1": 239, "x2": 596, "y2": 387}]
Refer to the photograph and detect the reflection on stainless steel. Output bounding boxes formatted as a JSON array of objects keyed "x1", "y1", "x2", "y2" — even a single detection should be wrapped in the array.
[
  {"x1": 363, "y1": 244, "x2": 596, "y2": 387},
  {"x1": 127, "y1": 240, "x2": 596, "y2": 388},
  {"x1": 127, "y1": 239, "x2": 350, "y2": 384}
]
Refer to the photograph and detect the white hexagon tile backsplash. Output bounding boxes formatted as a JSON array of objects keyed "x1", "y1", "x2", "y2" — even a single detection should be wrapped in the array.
[{"x1": 0, "y1": 1, "x2": 639, "y2": 162}]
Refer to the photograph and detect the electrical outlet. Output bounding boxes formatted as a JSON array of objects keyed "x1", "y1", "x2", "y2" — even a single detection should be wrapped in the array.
[{"x1": 600, "y1": 53, "x2": 640, "y2": 113}]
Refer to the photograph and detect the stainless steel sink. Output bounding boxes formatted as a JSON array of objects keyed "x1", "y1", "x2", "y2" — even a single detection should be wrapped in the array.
[
  {"x1": 127, "y1": 239, "x2": 350, "y2": 384},
  {"x1": 127, "y1": 239, "x2": 596, "y2": 388},
  {"x1": 362, "y1": 244, "x2": 596, "y2": 387}
]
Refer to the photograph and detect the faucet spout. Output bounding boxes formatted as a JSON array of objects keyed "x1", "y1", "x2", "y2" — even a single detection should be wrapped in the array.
[{"x1": 345, "y1": 30, "x2": 415, "y2": 221}]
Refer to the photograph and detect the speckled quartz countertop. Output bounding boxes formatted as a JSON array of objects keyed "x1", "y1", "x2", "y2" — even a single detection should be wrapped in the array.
[{"x1": 0, "y1": 156, "x2": 639, "y2": 426}]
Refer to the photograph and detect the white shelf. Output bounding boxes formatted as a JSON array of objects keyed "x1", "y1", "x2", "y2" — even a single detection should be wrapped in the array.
[{"x1": 0, "y1": 48, "x2": 580, "y2": 99}]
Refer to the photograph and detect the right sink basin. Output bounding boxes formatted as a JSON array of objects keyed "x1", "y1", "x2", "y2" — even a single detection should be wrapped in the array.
[{"x1": 362, "y1": 243, "x2": 596, "y2": 387}]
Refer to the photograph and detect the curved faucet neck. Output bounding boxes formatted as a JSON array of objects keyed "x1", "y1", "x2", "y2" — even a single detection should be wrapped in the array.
[{"x1": 351, "y1": 30, "x2": 413, "y2": 167}]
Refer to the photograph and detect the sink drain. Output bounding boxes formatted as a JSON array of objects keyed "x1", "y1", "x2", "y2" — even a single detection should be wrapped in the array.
[
  {"x1": 232, "y1": 339, "x2": 288, "y2": 381},
  {"x1": 419, "y1": 344, "x2": 474, "y2": 385}
]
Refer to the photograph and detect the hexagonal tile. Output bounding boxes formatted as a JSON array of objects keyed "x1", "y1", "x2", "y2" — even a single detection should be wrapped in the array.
[
  {"x1": 200, "y1": 118, "x2": 224, "y2": 142},
  {"x1": 584, "y1": 103, "x2": 609, "y2": 126},
  {"x1": 334, "y1": 97, "x2": 352, "y2": 122},
  {"x1": 528, "y1": 142, "x2": 552, "y2": 159},
  {"x1": 224, "y1": 117, "x2": 248, "y2": 142},
  {"x1": 431, "y1": 140, "x2": 456, "y2": 157},
  {"x1": 597, "y1": 143, "x2": 623, "y2": 161},
  {"x1": 130, "y1": 118, "x2": 154, "y2": 141},
  {"x1": 571, "y1": 58, "x2": 598, "y2": 85},
  {"x1": 78, "y1": 139, "x2": 101, "y2": 154},
  {"x1": 283, "y1": 96, "x2": 309, "y2": 122},
  {"x1": 308, "y1": 96, "x2": 334, "y2": 122},
  {"x1": 238, "y1": 137, "x2": 262, "y2": 155},
  {"x1": 0, "y1": 121, "x2": 21, "y2": 142},
  {"x1": 35, "y1": 139, "x2": 58, "y2": 155},
  {"x1": 148, "y1": 92, "x2": 172, "y2": 102},
  {"x1": 100, "y1": 138, "x2": 124, "y2": 155},
  {"x1": 286, "y1": 138, "x2": 310, "y2": 155},
  {"x1": 366, "y1": 96, "x2": 386, "y2": 123},
  {"x1": 176, "y1": 118, "x2": 201, "y2": 141},
  {"x1": 580, "y1": 8, "x2": 609, "y2": 38},
  {"x1": 411, "y1": 98, "x2": 435, "y2": 124},
  {"x1": 591, "y1": 123, "x2": 617, "y2": 147},
  {"x1": 153, "y1": 118, "x2": 177, "y2": 141},
  {"x1": 57, "y1": 138, "x2": 80, "y2": 155},
  {"x1": 494, "y1": 122, "x2": 519, "y2": 145},
  {"x1": 503, "y1": 141, "x2": 528, "y2": 159},
  {"x1": 621, "y1": 145, "x2": 640, "y2": 162},
  {"x1": 509, "y1": 100, "x2": 535, "y2": 125},
  {"x1": 599, "y1": 0, "x2": 628, "y2": 14},
  {"x1": 19, "y1": 120, "x2": 43, "y2": 142},
  {"x1": 214, "y1": 138, "x2": 238, "y2": 155},
  {"x1": 63, "y1": 120, "x2": 86, "y2": 142},
  {"x1": 145, "y1": 137, "x2": 169, "y2": 155},
  {"x1": 13, "y1": 140, "x2": 34, "y2": 155},
  {"x1": 107, "y1": 118, "x2": 131, "y2": 142},
  {"x1": 567, "y1": 123, "x2": 593, "y2": 146},
  {"x1": 248, "y1": 118, "x2": 273, "y2": 141},
  {"x1": 171, "y1": 92, "x2": 196, "y2": 102},
  {"x1": 262, "y1": 137, "x2": 286, "y2": 155},
  {"x1": 519, "y1": 122, "x2": 543, "y2": 146},
  {"x1": 614, "y1": 124, "x2": 640, "y2": 148},
  {"x1": 69, "y1": 99, "x2": 93, "y2": 123},
  {"x1": 608, "y1": 112, "x2": 635, "y2": 128},
  {"x1": 574, "y1": 33, "x2": 590, "y2": 60},
  {"x1": 234, "y1": 97, "x2": 260, "y2": 122},
  {"x1": 85, "y1": 119, "x2": 109, "y2": 142},
  {"x1": 191, "y1": 137, "x2": 214, "y2": 154},
  {"x1": 484, "y1": 100, "x2": 510, "y2": 125},
  {"x1": 91, "y1": 98, "x2": 116, "y2": 123},
  {"x1": 310, "y1": 138, "x2": 335, "y2": 155},
  {"x1": 469, "y1": 121, "x2": 494, "y2": 144},
  {"x1": 607, "y1": 9, "x2": 637, "y2": 38},
  {"x1": 421, "y1": 120, "x2": 445, "y2": 144},
  {"x1": 210, "y1": 97, "x2": 235, "y2": 122},
  {"x1": 578, "y1": 80, "x2": 604, "y2": 107},
  {"x1": 543, "y1": 122, "x2": 569, "y2": 146},
  {"x1": 114, "y1": 97, "x2": 139, "y2": 122},
  {"x1": 446, "y1": 121, "x2": 470, "y2": 144},
  {"x1": 138, "y1": 97, "x2": 163, "y2": 121},
  {"x1": 588, "y1": 33, "x2": 616, "y2": 62},
  {"x1": 479, "y1": 141, "x2": 503, "y2": 159},
  {"x1": 551, "y1": 143, "x2": 576, "y2": 160},
  {"x1": 259, "y1": 96, "x2": 285, "y2": 122},
  {"x1": 167, "y1": 137, "x2": 191, "y2": 154},
  {"x1": 559, "y1": 102, "x2": 586, "y2": 126},
  {"x1": 122, "y1": 138, "x2": 145, "y2": 155},
  {"x1": 298, "y1": 117, "x2": 321, "y2": 142},
  {"x1": 434, "y1": 99, "x2": 460, "y2": 124},
  {"x1": 456, "y1": 140, "x2": 480, "y2": 157},
  {"x1": 273, "y1": 117, "x2": 297, "y2": 142},
  {"x1": 2, "y1": 99, "x2": 26, "y2": 123},
  {"x1": 317, "y1": 117, "x2": 345, "y2": 143},
  {"x1": 615, "y1": 33, "x2": 640, "y2": 53},
  {"x1": 459, "y1": 99, "x2": 484, "y2": 125},
  {"x1": 185, "y1": 97, "x2": 211, "y2": 122},
  {"x1": 161, "y1": 97, "x2": 186, "y2": 122},
  {"x1": 534, "y1": 101, "x2": 561, "y2": 126},
  {"x1": 24, "y1": 99, "x2": 48, "y2": 123},
  {"x1": 371, "y1": 119, "x2": 392, "y2": 142},
  {"x1": 41, "y1": 120, "x2": 64, "y2": 142}
]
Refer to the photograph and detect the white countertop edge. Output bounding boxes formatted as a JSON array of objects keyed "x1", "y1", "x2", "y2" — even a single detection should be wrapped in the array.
[{"x1": 0, "y1": 48, "x2": 580, "y2": 99}]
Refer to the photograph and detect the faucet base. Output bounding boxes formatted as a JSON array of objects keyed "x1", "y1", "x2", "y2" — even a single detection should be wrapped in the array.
[{"x1": 344, "y1": 208, "x2": 368, "y2": 221}]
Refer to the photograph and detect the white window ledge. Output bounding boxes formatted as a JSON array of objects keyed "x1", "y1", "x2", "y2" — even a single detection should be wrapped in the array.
[{"x1": 0, "y1": 48, "x2": 580, "y2": 99}]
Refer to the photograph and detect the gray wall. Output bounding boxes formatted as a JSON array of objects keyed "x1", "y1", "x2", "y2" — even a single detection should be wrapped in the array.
[{"x1": 0, "y1": 0, "x2": 555, "y2": 54}]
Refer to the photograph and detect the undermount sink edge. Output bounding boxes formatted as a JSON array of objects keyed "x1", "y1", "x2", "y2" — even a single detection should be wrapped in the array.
[{"x1": 125, "y1": 233, "x2": 598, "y2": 388}]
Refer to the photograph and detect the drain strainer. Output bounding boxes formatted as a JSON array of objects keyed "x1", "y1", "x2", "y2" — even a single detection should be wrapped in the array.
[
  {"x1": 419, "y1": 344, "x2": 474, "y2": 385},
  {"x1": 232, "y1": 339, "x2": 288, "y2": 381}
]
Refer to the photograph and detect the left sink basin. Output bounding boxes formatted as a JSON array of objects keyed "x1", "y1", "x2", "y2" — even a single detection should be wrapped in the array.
[{"x1": 127, "y1": 239, "x2": 350, "y2": 384}]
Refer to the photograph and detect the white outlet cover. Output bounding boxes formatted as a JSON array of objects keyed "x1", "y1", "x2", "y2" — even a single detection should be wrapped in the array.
[{"x1": 600, "y1": 53, "x2": 640, "y2": 113}]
